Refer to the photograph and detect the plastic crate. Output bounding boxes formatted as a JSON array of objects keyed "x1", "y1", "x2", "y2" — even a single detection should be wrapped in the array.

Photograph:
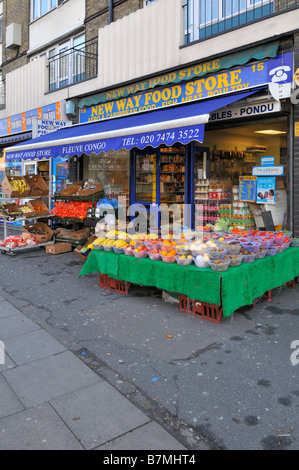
[
  {"x1": 179, "y1": 295, "x2": 223, "y2": 323},
  {"x1": 99, "y1": 274, "x2": 131, "y2": 295}
]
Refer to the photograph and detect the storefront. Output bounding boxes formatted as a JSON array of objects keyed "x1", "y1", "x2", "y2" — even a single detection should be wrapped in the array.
[
  {"x1": 0, "y1": 101, "x2": 70, "y2": 199},
  {"x1": 3, "y1": 47, "x2": 294, "y2": 235}
]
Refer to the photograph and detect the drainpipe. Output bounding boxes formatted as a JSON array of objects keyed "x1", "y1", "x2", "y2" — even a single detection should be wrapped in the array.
[{"x1": 109, "y1": 0, "x2": 113, "y2": 24}]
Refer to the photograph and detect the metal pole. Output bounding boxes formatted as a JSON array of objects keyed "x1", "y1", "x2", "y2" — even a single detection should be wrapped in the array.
[
  {"x1": 289, "y1": 102, "x2": 294, "y2": 236},
  {"x1": 109, "y1": 0, "x2": 113, "y2": 24}
]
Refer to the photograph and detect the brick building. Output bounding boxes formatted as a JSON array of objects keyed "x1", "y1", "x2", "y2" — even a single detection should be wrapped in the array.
[{"x1": 1, "y1": 0, "x2": 299, "y2": 235}]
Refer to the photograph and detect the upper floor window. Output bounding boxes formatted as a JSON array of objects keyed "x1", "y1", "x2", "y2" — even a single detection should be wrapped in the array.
[
  {"x1": 185, "y1": 0, "x2": 277, "y2": 43},
  {"x1": 32, "y1": 0, "x2": 65, "y2": 20}
]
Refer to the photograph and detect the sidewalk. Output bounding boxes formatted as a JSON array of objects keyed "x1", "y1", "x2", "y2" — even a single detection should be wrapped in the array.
[{"x1": 0, "y1": 294, "x2": 186, "y2": 451}]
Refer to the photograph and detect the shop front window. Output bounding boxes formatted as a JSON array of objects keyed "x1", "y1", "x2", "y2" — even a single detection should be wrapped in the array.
[
  {"x1": 202, "y1": 116, "x2": 288, "y2": 231},
  {"x1": 86, "y1": 149, "x2": 129, "y2": 198}
]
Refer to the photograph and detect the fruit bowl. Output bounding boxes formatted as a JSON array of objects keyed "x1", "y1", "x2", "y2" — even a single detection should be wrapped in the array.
[
  {"x1": 93, "y1": 243, "x2": 104, "y2": 250},
  {"x1": 161, "y1": 254, "x2": 176, "y2": 264},
  {"x1": 175, "y1": 244, "x2": 192, "y2": 256},
  {"x1": 241, "y1": 242, "x2": 261, "y2": 253},
  {"x1": 193, "y1": 256, "x2": 210, "y2": 268},
  {"x1": 267, "y1": 246, "x2": 277, "y2": 256},
  {"x1": 207, "y1": 248, "x2": 227, "y2": 259},
  {"x1": 134, "y1": 250, "x2": 148, "y2": 259},
  {"x1": 209, "y1": 260, "x2": 231, "y2": 272},
  {"x1": 242, "y1": 253, "x2": 256, "y2": 263},
  {"x1": 175, "y1": 255, "x2": 193, "y2": 266},
  {"x1": 124, "y1": 247, "x2": 135, "y2": 256},
  {"x1": 223, "y1": 243, "x2": 241, "y2": 255},
  {"x1": 255, "y1": 249, "x2": 267, "y2": 259},
  {"x1": 160, "y1": 243, "x2": 177, "y2": 253},
  {"x1": 224, "y1": 254, "x2": 243, "y2": 266},
  {"x1": 103, "y1": 245, "x2": 114, "y2": 252},
  {"x1": 145, "y1": 241, "x2": 161, "y2": 251},
  {"x1": 274, "y1": 235, "x2": 286, "y2": 245},
  {"x1": 113, "y1": 246, "x2": 124, "y2": 254},
  {"x1": 273, "y1": 244, "x2": 284, "y2": 253},
  {"x1": 148, "y1": 252, "x2": 161, "y2": 261}
]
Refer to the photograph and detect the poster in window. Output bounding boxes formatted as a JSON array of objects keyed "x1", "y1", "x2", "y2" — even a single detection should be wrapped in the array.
[
  {"x1": 256, "y1": 177, "x2": 276, "y2": 205},
  {"x1": 239, "y1": 176, "x2": 257, "y2": 202}
]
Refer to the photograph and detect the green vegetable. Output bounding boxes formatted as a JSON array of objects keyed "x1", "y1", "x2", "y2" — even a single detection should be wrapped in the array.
[{"x1": 213, "y1": 218, "x2": 230, "y2": 232}]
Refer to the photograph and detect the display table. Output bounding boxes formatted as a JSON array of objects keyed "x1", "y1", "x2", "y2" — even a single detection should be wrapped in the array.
[{"x1": 79, "y1": 248, "x2": 299, "y2": 318}]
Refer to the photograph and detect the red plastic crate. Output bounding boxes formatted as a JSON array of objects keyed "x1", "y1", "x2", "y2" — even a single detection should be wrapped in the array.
[
  {"x1": 99, "y1": 274, "x2": 131, "y2": 295},
  {"x1": 179, "y1": 295, "x2": 223, "y2": 323}
]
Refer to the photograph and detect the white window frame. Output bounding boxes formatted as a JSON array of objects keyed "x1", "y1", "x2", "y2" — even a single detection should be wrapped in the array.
[
  {"x1": 188, "y1": 0, "x2": 273, "y2": 28},
  {"x1": 48, "y1": 33, "x2": 85, "y2": 91},
  {"x1": 31, "y1": 0, "x2": 67, "y2": 21}
]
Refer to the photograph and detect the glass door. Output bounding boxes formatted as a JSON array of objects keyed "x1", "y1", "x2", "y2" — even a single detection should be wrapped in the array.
[
  {"x1": 159, "y1": 145, "x2": 186, "y2": 207},
  {"x1": 192, "y1": 145, "x2": 210, "y2": 230},
  {"x1": 133, "y1": 150, "x2": 157, "y2": 205}
]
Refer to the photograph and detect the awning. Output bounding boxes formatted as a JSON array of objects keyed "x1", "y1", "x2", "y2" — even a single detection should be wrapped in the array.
[
  {"x1": 5, "y1": 90, "x2": 259, "y2": 162},
  {"x1": 0, "y1": 131, "x2": 32, "y2": 146},
  {"x1": 78, "y1": 41, "x2": 279, "y2": 108}
]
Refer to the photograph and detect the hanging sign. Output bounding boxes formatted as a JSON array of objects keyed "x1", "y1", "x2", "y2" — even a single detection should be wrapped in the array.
[
  {"x1": 209, "y1": 100, "x2": 280, "y2": 122},
  {"x1": 252, "y1": 166, "x2": 284, "y2": 176},
  {"x1": 256, "y1": 177, "x2": 276, "y2": 204}
]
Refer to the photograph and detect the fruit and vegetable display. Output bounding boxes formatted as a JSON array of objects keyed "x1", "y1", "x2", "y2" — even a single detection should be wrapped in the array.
[
  {"x1": 7, "y1": 179, "x2": 29, "y2": 194},
  {"x1": 89, "y1": 228, "x2": 294, "y2": 271},
  {"x1": 51, "y1": 201, "x2": 93, "y2": 219},
  {"x1": 0, "y1": 233, "x2": 39, "y2": 249}
]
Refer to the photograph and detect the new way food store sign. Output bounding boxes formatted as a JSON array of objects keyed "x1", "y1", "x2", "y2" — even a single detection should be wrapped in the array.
[{"x1": 80, "y1": 52, "x2": 293, "y2": 123}]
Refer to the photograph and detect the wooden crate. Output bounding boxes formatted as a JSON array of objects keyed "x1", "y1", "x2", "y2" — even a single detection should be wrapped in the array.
[
  {"x1": 23, "y1": 175, "x2": 49, "y2": 197},
  {"x1": 27, "y1": 198, "x2": 49, "y2": 217},
  {"x1": 23, "y1": 222, "x2": 53, "y2": 243},
  {"x1": 46, "y1": 243, "x2": 72, "y2": 255},
  {"x1": 1, "y1": 176, "x2": 31, "y2": 198}
]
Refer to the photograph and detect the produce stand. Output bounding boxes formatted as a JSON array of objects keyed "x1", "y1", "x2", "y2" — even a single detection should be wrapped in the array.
[
  {"x1": 51, "y1": 183, "x2": 104, "y2": 246},
  {"x1": 79, "y1": 247, "x2": 299, "y2": 322},
  {"x1": 0, "y1": 240, "x2": 55, "y2": 256}
]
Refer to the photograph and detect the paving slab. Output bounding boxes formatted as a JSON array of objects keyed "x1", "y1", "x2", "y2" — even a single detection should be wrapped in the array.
[
  {"x1": 0, "y1": 311, "x2": 39, "y2": 339},
  {"x1": 0, "y1": 300, "x2": 27, "y2": 319},
  {"x1": 50, "y1": 381, "x2": 151, "y2": 450},
  {"x1": 96, "y1": 421, "x2": 187, "y2": 450},
  {"x1": 2, "y1": 351, "x2": 101, "y2": 408},
  {"x1": 0, "y1": 374, "x2": 24, "y2": 419},
  {"x1": 4, "y1": 329, "x2": 66, "y2": 365},
  {"x1": 0, "y1": 352, "x2": 15, "y2": 373},
  {"x1": 0, "y1": 403, "x2": 83, "y2": 450}
]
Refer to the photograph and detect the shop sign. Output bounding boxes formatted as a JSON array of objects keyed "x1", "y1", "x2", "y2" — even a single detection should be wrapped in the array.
[
  {"x1": 261, "y1": 156, "x2": 275, "y2": 166},
  {"x1": 252, "y1": 166, "x2": 284, "y2": 177},
  {"x1": 0, "y1": 101, "x2": 66, "y2": 137},
  {"x1": 80, "y1": 52, "x2": 293, "y2": 124},
  {"x1": 209, "y1": 100, "x2": 280, "y2": 122},
  {"x1": 256, "y1": 177, "x2": 276, "y2": 205},
  {"x1": 239, "y1": 176, "x2": 257, "y2": 202},
  {"x1": 32, "y1": 118, "x2": 72, "y2": 138},
  {"x1": 78, "y1": 41, "x2": 280, "y2": 108}
]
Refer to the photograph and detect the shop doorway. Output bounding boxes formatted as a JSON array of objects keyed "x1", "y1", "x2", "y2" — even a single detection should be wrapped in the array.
[{"x1": 130, "y1": 143, "x2": 210, "y2": 230}]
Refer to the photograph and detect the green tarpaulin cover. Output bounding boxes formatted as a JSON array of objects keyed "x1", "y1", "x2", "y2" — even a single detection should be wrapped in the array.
[{"x1": 79, "y1": 247, "x2": 299, "y2": 317}]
